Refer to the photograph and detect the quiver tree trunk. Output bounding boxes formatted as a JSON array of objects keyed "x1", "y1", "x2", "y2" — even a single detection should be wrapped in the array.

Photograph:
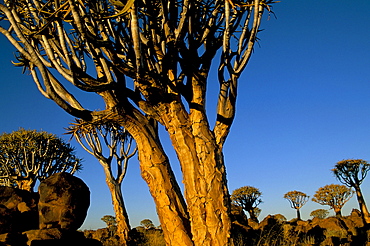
[
  {"x1": 0, "y1": 0, "x2": 273, "y2": 245},
  {"x1": 354, "y1": 186, "x2": 370, "y2": 225},
  {"x1": 334, "y1": 208, "x2": 342, "y2": 217},
  {"x1": 124, "y1": 112, "x2": 193, "y2": 246},
  {"x1": 157, "y1": 99, "x2": 232, "y2": 245},
  {"x1": 104, "y1": 175, "x2": 130, "y2": 245},
  {"x1": 296, "y1": 209, "x2": 301, "y2": 220}
]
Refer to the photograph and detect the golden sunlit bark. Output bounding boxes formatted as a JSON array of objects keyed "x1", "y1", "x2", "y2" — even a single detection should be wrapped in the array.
[
  {"x1": 155, "y1": 98, "x2": 231, "y2": 245},
  {"x1": 124, "y1": 112, "x2": 193, "y2": 246},
  {"x1": 354, "y1": 187, "x2": 370, "y2": 224},
  {"x1": 0, "y1": 1, "x2": 273, "y2": 245}
]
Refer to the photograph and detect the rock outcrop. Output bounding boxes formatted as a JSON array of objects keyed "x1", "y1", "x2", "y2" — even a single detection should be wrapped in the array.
[
  {"x1": 38, "y1": 172, "x2": 90, "y2": 230},
  {"x1": 0, "y1": 173, "x2": 100, "y2": 246},
  {"x1": 0, "y1": 187, "x2": 38, "y2": 234},
  {"x1": 248, "y1": 210, "x2": 370, "y2": 246}
]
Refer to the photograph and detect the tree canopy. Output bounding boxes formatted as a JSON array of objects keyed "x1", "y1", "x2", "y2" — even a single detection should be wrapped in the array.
[
  {"x1": 140, "y1": 219, "x2": 155, "y2": 230},
  {"x1": 283, "y1": 190, "x2": 309, "y2": 220},
  {"x1": 333, "y1": 159, "x2": 370, "y2": 188},
  {"x1": 312, "y1": 184, "x2": 353, "y2": 217},
  {"x1": 333, "y1": 159, "x2": 370, "y2": 224},
  {"x1": 0, "y1": 128, "x2": 81, "y2": 191},
  {"x1": 231, "y1": 186, "x2": 262, "y2": 222},
  {"x1": 68, "y1": 119, "x2": 136, "y2": 243},
  {"x1": 284, "y1": 191, "x2": 309, "y2": 210},
  {"x1": 310, "y1": 209, "x2": 329, "y2": 219},
  {"x1": 102, "y1": 215, "x2": 117, "y2": 228}
]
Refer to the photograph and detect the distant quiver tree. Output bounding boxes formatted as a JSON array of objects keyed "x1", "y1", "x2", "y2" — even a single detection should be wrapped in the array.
[
  {"x1": 140, "y1": 219, "x2": 155, "y2": 230},
  {"x1": 284, "y1": 190, "x2": 309, "y2": 220},
  {"x1": 312, "y1": 184, "x2": 353, "y2": 217},
  {"x1": 231, "y1": 186, "x2": 262, "y2": 222},
  {"x1": 310, "y1": 209, "x2": 329, "y2": 219},
  {"x1": 102, "y1": 215, "x2": 117, "y2": 228},
  {"x1": 68, "y1": 119, "x2": 137, "y2": 245},
  {"x1": 101, "y1": 215, "x2": 118, "y2": 237},
  {"x1": 0, "y1": 0, "x2": 277, "y2": 245},
  {"x1": 0, "y1": 128, "x2": 81, "y2": 192},
  {"x1": 333, "y1": 159, "x2": 370, "y2": 224}
]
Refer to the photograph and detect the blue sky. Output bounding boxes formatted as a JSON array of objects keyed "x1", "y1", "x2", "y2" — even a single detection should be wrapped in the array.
[{"x1": 1, "y1": 0, "x2": 370, "y2": 229}]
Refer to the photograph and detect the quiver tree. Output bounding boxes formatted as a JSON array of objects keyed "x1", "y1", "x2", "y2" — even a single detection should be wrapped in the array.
[
  {"x1": 140, "y1": 219, "x2": 155, "y2": 230},
  {"x1": 310, "y1": 209, "x2": 329, "y2": 219},
  {"x1": 68, "y1": 119, "x2": 136, "y2": 245},
  {"x1": 284, "y1": 190, "x2": 309, "y2": 220},
  {"x1": 0, "y1": 128, "x2": 81, "y2": 192},
  {"x1": 102, "y1": 215, "x2": 117, "y2": 228},
  {"x1": 0, "y1": 0, "x2": 276, "y2": 245},
  {"x1": 333, "y1": 159, "x2": 370, "y2": 224},
  {"x1": 231, "y1": 186, "x2": 262, "y2": 222},
  {"x1": 101, "y1": 215, "x2": 118, "y2": 237},
  {"x1": 312, "y1": 184, "x2": 353, "y2": 217}
]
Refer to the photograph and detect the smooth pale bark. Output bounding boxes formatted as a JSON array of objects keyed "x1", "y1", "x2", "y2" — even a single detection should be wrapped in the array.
[{"x1": 354, "y1": 186, "x2": 370, "y2": 224}]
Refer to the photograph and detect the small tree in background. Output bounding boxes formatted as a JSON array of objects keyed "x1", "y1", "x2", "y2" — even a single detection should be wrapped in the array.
[
  {"x1": 310, "y1": 209, "x2": 329, "y2": 219},
  {"x1": 333, "y1": 159, "x2": 370, "y2": 224},
  {"x1": 68, "y1": 119, "x2": 137, "y2": 245},
  {"x1": 102, "y1": 215, "x2": 117, "y2": 237},
  {"x1": 312, "y1": 184, "x2": 353, "y2": 217},
  {"x1": 231, "y1": 186, "x2": 263, "y2": 222},
  {"x1": 102, "y1": 215, "x2": 117, "y2": 228},
  {"x1": 284, "y1": 191, "x2": 309, "y2": 220},
  {"x1": 141, "y1": 219, "x2": 155, "y2": 230},
  {"x1": 0, "y1": 128, "x2": 81, "y2": 191}
]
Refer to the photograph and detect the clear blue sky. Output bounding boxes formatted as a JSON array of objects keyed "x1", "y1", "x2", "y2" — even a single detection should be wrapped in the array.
[{"x1": 1, "y1": 0, "x2": 370, "y2": 229}]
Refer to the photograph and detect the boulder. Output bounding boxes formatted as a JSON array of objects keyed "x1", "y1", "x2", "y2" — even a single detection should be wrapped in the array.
[
  {"x1": 0, "y1": 187, "x2": 38, "y2": 233},
  {"x1": 38, "y1": 173, "x2": 90, "y2": 230}
]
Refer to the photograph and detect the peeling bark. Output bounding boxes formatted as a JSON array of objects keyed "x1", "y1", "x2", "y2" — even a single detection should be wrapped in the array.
[
  {"x1": 124, "y1": 112, "x2": 193, "y2": 246},
  {"x1": 156, "y1": 100, "x2": 232, "y2": 246}
]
